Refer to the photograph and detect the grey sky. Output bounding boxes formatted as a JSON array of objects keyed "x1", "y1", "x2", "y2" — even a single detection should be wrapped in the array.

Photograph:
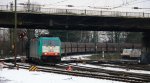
[{"x1": 0, "y1": 0, "x2": 150, "y2": 12}]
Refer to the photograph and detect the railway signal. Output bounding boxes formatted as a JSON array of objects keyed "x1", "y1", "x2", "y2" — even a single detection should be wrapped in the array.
[
  {"x1": 18, "y1": 32, "x2": 26, "y2": 56},
  {"x1": 19, "y1": 32, "x2": 26, "y2": 39},
  {"x1": 66, "y1": 65, "x2": 73, "y2": 71}
]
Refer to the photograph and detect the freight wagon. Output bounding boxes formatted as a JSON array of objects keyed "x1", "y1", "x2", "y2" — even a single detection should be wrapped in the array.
[
  {"x1": 121, "y1": 49, "x2": 141, "y2": 59},
  {"x1": 61, "y1": 42, "x2": 142, "y2": 56}
]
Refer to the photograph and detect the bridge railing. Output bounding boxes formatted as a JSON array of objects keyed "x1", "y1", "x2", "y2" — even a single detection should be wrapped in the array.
[
  {"x1": 0, "y1": 5, "x2": 8, "y2": 11},
  {"x1": 40, "y1": 8, "x2": 150, "y2": 18},
  {"x1": 0, "y1": 5, "x2": 150, "y2": 18}
]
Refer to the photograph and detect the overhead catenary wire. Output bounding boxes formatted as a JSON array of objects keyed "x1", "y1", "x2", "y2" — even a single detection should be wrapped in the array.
[
  {"x1": 44, "y1": 0, "x2": 70, "y2": 6},
  {"x1": 75, "y1": 0, "x2": 142, "y2": 10},
  {"x1": 110, "y1": 0, "x2": 139, "y2": 9},
  {"x1": 18, "y1": 0, "x2": 150, "y2": 11},
  {"x1": 111, "y1": 0, "x2": 150, "y2": 9}
]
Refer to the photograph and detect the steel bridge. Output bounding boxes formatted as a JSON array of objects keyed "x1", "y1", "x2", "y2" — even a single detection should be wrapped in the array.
[{"x1": 0, "y1": 5, "x2": 150, "y2": 31}]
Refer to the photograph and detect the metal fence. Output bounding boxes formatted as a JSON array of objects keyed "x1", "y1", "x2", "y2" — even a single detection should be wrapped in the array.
[{"x1": 0, "y1": 5, "x2": 150, "y2": 18}]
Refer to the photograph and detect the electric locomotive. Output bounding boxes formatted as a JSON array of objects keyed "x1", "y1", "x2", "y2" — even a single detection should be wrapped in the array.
[{"x1": 29, "y1": 37, "x2": 61, "y2": 63}]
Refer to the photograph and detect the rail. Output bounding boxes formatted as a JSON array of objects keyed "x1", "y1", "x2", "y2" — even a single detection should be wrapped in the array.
[
  {"x1": 4, "y1": 62, "x2": 150, "y2": 82},
  {"x1": 0, "y1": 5, "x2": 150, "y2": 18}
]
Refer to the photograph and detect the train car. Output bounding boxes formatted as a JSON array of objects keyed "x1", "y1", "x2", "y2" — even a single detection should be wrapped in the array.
[
  {"x1": 121, "y1": 49, "x2": 141, "y2": 59},
  {"x1": 29, "y1": 37, "x2": 61, "y2": 63},
  {"x1": 61, "y1": 42, "x2": 142, "y2": 56}
]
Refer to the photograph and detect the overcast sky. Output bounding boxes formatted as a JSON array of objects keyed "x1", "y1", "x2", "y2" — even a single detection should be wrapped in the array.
[{"x1": 0, "y1": 0, "x2": 150, "y2": 12}]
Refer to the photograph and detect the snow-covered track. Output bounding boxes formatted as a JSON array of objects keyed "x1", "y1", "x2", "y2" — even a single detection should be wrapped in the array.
[
  {"x1": 57, "y1": 63, "x2": 150, "y2": 82},
  {"x1": 62, "y1": 59, "x2": 150, "y2": 71},
  {"x1": 90, "y1": 63, "x2": 150, "y2": 71},
  {"x1": 3, "y1": 62, "x2": 150, "y2": 83}
]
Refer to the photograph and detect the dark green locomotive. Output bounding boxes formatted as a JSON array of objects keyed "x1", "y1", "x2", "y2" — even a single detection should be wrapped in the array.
[{"x1": 29, "y1": 37, "x2": 61, "y2": 63}]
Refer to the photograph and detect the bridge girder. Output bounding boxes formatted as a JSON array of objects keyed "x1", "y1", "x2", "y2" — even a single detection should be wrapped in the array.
[{"x1": 0, "y1": 11, "x2": 150, "y2": 32}]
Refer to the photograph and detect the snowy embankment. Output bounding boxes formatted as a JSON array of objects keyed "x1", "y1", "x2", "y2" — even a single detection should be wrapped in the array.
[
  {"x1": 62, "y1": 54, "x2": 150, "y2": 75},
  {"x1": 0, "y1": 68, "x2": 124, "y2": 83}
]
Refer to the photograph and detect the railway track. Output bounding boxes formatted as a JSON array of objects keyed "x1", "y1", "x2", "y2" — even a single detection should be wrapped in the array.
[
  {"x1": 57, "y1": 63, "x2": 150, "y2": 81},
  {"x1": 62, "y1": 59, "x2": 150, "y2": 71},
  {"x1": 87, "y1": 61, "x2": 150, "y2": 71},
  {"x1": 92, "y1": 63, "x2": 150, "y2": 71},
  {"x1": 3, "y1": 62, "x2": 150, "y2": 83}
]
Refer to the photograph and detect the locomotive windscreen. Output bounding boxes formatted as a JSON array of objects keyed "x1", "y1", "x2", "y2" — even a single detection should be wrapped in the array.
[
  {"x1": 42, "y1": 40, "x2": 60, "y2": 46},
  {"x1": 42, "y1": 39, "x2": 61, "y2": 53}
]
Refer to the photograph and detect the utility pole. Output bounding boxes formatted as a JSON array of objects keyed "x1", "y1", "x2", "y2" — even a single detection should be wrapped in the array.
[
  {"x1": 27, "y1": 0, "x2": 30, "y2": 12},
  {"x1": 14, "y1": 0, "x2": 17, "y2": 67},
  {"x1": 94, "y1": 31, "x2": 98, "y2": 54},
  {"x1": 80, "y1": 31, "x2": 82, "y2": 42}
]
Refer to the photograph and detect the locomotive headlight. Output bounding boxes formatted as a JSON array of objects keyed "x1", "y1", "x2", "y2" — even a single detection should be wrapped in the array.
[
  {"x1": 44, "y1": 53, "x2": 48, "y2": 55},
  {"x1": 55, "y1": 53, "x2": 58, "y2": 55}
]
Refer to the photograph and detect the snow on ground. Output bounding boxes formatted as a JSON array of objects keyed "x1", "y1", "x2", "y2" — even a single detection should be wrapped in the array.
[
  {"x1": 0, "y1": 68, "x2": 124, "y2": 83},
  {"x1": 61, "y1": 54, "x2": 92, "y2": 61},
  {"x1": 0, "y1": 56, "x2": 25, "y2": 61},
  {"x1": 62, "y1": 54, "x2": 150, "y2": 75},
  {"x1": 70, "y1": 63, "x2": 150, "y2": 75}
]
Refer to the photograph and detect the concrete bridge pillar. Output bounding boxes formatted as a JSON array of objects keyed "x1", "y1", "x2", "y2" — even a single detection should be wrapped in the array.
[{"x1": 141, "y1": 32, "x2": 150, "y2": 63}]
